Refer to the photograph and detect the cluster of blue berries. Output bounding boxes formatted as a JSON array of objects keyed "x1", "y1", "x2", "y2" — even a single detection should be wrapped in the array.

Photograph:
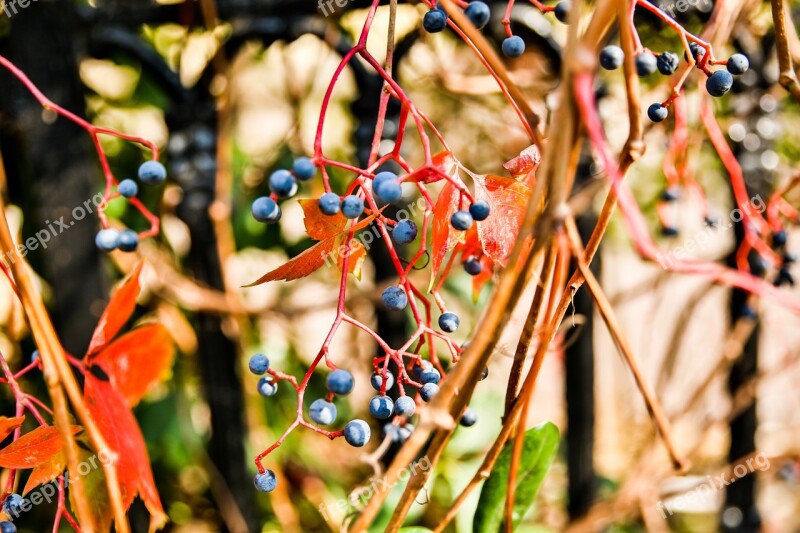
[
  {"x1": 95, "y1": 160, "x2": 168, "y2": 253},
  {"x1": 1, "y1": 493, "x2": 22, "y2": 531},
  {"x1": 251, "y1": 157, "x2": 317, "y2": 224},
  {"x1": 248, "y1": 354, "x2": 372, "y2": 492},
  {"x1": 422, "y1": 1, "x2": 571, "y2": 60},
  {"x1": 595, "y1": 44, "x2": 750, "y2": 123}
]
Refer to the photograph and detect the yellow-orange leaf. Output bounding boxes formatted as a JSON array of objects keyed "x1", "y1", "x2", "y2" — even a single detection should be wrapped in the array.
[
  {"x1": 337, "y1": 238, "x2": 367, "y2": 280},
  {"x1": 87, "y1": 262, "x2": 144, "y2": 356},
  {"x1": 299, "y1": 199, "x2": 347, "y2": 240},
  {"x1": 23, "y1": 450, "x2": 65, "y2": 494},
  {"x1": 0, "y1": 426, "x2": 81, "y2": 469},
  {"x1": 0, "y1": 416, "x2": 24, "y2": 442}
]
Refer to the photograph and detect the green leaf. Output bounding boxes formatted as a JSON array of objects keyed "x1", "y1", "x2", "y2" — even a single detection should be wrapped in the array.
[
  {"x1": 398, "y1": 529, "x2": 434, "y2": 533},
  {"x1": 473, "y1": 422, "x2": 559, "y2": 533}
]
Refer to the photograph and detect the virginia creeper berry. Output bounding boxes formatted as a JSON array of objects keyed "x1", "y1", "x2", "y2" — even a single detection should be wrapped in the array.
[
  {"x1": 369, "y1": 395, "x2": 394, "y2": 419},
  {"x1": 326, "y1": 369, "x2": 355, "y2": 395},
  {"x1": 635, "y1": 53, "x2": 657, "y2": 76},
  {"x1": 382, "y1": 285, "x2": 408, "y2": 311},
  {"x1": 319, "y1": 192, "x2": 341, "y2": 215},
  {"x1": 344, "y1": 419, "x2": 371, "y2": 447},
  {"x1": 252, "y1": 197, "x2": 281, "y2": 223},
  {"x1": 118, "y1": 179, "x2": 138, "y2": 198},
  {"x1": 394, "y1": 395, "x2": 416, "y2": 417},
  {"x1": 2, "y1": 494, "x2": 22, "y2": 517},
  {"x1": 469, "y1": 200, "x2": 490, "y2": 221},
  {"x1": 309, "y1": 399, "x2": 338, "y2": 426},
  {"x1": 420, "y1": 382, "x2": 439, "y2": 402},
  {"x1": 661, "y1": 187, "x2": 681, "y2": 202},
  {"x1": 706, "y1": 70, "x2": 733, "y2": 97},
  {"x1": 554, "y1": 1, "x2": 570, "y2": 23},
  {"x1": 502, "y1": 36, "x2": 525, "y2": 58},
  {"x1": 726, "y1": 53, "x2": 749, "y2": 75},
  {"x1": 773, "y1": 230, "x2": 788, "y2": 247},
  {"x1": 450, "y1": 210, "x2": 473, "y2": 231},
  {"x1": 0, "y1": 521, "x2": 15, "y2": 533},
  {"x1": 647, "y1": 103, "x2": 668, "y2": 123},
  {"x1": 249, "y1": 354, "x2": 270, "y2": 375},
  {"x1": 117, "y1": 229, "x2": 139, "y2": 252},
  {"x1": 599, "y1": 45, "x2": 624, "y2": 70},
  {"x1": 464, "y1": 1, "x2": 491, "y2": 29},
  {"x1": 464, "y1": 256, "x2": 483, "y2": 276},
  {"x1": 423, "y1": 9, "x2": 448, "y2": 33},
  {"x1": 438, "y1": 312, "x2": 460, "y2": 332},
  {"x1": 481, "y1": 367, "x2": 489, "y2": 380},
  {"x1": 341, "y1": 195, "x2": 365, "y2": 219},
  {"x1": 257, "y1": 377, "x2": 278, "y2": 397},
  {"x1": 138, "y1": 160, "x2": 167, "y2": 185},
  {"x1": 657, "y1": 51, "x2": 679, "y2": 75},
  {"x1": 392, "y1": 220, "x2": 418, "y2": 244},
  {"x1": 370, "y1": 371, "x2": 395, "y2": 391},
  {"x1": 254, "y1": 470, "x2": 277, "y2": 492},
  {"x1": 419, "y1": 367, "x2": 440, "y2": 384},
  {"x1": 460, "y1": 408, "x2": 478, "y2": 427},
  {"x1": 95, "y1": 229, "x2": 120, "y2": 252},
  {"x1": 292, "y1": 156, "x2": 316, "y2": 181},
  {"x1": 269, "y1": 169, "x2": 297, "y2": 198},
  {"x1": 374, "y1": 176, "x2": 402, "y2": 203}
]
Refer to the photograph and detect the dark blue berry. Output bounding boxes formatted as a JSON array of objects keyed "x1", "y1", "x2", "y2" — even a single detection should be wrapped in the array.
[
  {"x1": 465, "y1": 1, "x2": 490, "y2": 29},
  {"x1": 420, "y1": 383, "x2": 440, "y2": 402},
  {"x1": 95, "y1": 229, "x2": 120, "y2": 252},
  {"x1": 464, "y1": 256, "x2": 483, "y2": 276},
  {"x1": 138, "y1": 161, "x2": 167, "y2": 185},
  {"x1": 257, "y1": 377, "x2": 278, "y2": 396},
  {"x1": 392, "y1": 220, "x2": 418, "y2": 244},
  {"x1": 0, "y1": 521, "x2": 15, "y2": 533},
  {"x1": 553, "y1": 1, "x2": 570, "y2": 23},
  {"x1": 480, "y1": 367, "x2": 489, "y2": 380},
  {"x1": 776, "y1": 267, "x2": 795, "y2": 287},
  {"x1": 648, "y1": 103, "x2": 668, "y2": 123},
  {"x1": 657, "y1": 52, "x2": 679, "y2": 75},
  {"x1": 344, "y1": 419, "x2": 371, "y2": 447},
  {"x1": 599, "y1": 45, "x2": 624, "y2": 70},
  {"x1": 460, "y1": 408, "x2": 478, "y2": 427},
  {"x1": 740, "y1": 305, "x2": 758, "y2": 320},
  {"x1": 370, "y1": 371, "x2": 395, "y2": 391},
  {"x1": 319, "y1": 192, "x2": 341, "y2": 215},
  {"x1": 661, "y1": 187, "x2": 681, "y2": 202},
  {"x1": 706, "y1": 70, "x2": 733, "y2": 97},
  {"x1": 248, "y1": 354, "x2": 270, "y2": 375},
  {"x1": 117, "y1": 230, "x2": 139, "y2": 252},
  {"x1": 341, "y1": 195, "x2": 365, "y2": 219},
  {"x1": 369, "y1": 395, "x2": 394, "y2": 419},
  {"x1": 451, "y1": 210, "x2": 473, "y2": 231},
  {"x1": 309, "y1": 399, "x2": 338, "y2": 426},
  {"x1": 419, "y1": 367, "x2": 440, "y2": 385},
  {"x1": 326, "y1": 369, "x2": 355, "y2": 395},
  {"x1": 635, "y1": 53, "x2": 657, "y2": 76},
  {"x1": 383, "y1": 423, "x2": 402, "y2": 442},
  {"x1": 438, "y1": 312, "x2": 460, "y2": 332},
  {"x1": 398, "y1": 424, "x2": 414, "y2": 442},
  {"x1": 394, "y1": 395, "x2": 416, "y2": 417},
  {"x1": 375, "y1": 177, "x2": 403, "y2": 204},
  {"x1": 254, "y1": 470, "x2": 277, "y2": 492},
  {"x1": 292, "y1": 157, "x2": 316, "y2": 180},
  {"x1": 118, "y1": 179, "x2": 138, "y2": 198},
  {"x1": 373, "y1": 171, "x2": 398, "y2": 189},
  {"x1": 773, "y1": 230, "x2": 788, "y2": 247},
  {"x1": 469, "y1": 201, "x2": 490, "y2": 221},
  {"x1": 726, "y1": 54, "x2": 749, "y2": 75},
  {"x1": 685, "y1": 43, "x2": 704, "y2": 62},
  {"x1": 252, "y1": 197, "x2": 281, "y2": 223},
  {"x1": 31, "y1": 350, "x2": 39, "y2": 363},
  {"x1": 269, "y1": 169, "x2": 297, "y2": 198},
  {"x1": 412, "y1": 360, "x2": 433, "y2": 380},
  {"x1": 2, "y1": 494, "x2": 23, "y2": 518},
  {"x1": 502, "y1": 36, "x2": 525, "y2": 58},
  {"x1": 423, "y1": 8, "x2": 448, "y2": 33},
  {"x1": 382, "y1": 286, "x2": 408, "y2": 311},
  {"x1": 661, "y1": 226, "x2": 679, "y2": 237}
]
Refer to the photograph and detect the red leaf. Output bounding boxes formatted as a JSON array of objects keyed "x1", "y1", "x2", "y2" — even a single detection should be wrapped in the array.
[
  {"x1": 0, "y1": 426, "x2": 80, "y2": 469},
  {"x1": 23, "y1": 449, "x2": 65, "y2": 494},
  {"x1": 0, "y1": 416, "x2": 24, "y2": 442},
  {"x1": 84, "y1": 375, "x2": 166, "y2": 530},
  {"x1": 473, "y1": 174, "x2": 533, "y2": 267},
  {"x1": 87, "y1": 262, "x2": 144, "y2": 356},
  {"x1": 503, "y1": 144, "x2": 541, "y2": 177},
  {"x1": 92, "y1": 324, "x2": 175, "y2": 407},
  {"x1": 430, "y1": 181, "x2": 462, "y2": 282},
  {"x1": 299, "y1": 199, "x2": 348, "y2": 240}
]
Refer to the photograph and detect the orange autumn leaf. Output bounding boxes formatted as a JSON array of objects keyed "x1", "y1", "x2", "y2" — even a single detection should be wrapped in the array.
[
  {"x1": 92, "y1": 324, "x2": 175, "y2": 407},
  {"x1": 247, "y1": 213, "x2": 380, "y2": 286},
  {"x1": 0, "y1": 425, "x2": 80, "y2": 469},
  {"x1": 299, "y1": 199, "x2": 348, "y2": 240},
  {"x1": 23, "y1": 449, "x2": 65, "y2": 494},
  {"x1": 87, "y1": 262, "x2": 144, "y2": 356},
  {"x1": 0, "y1": 416, "x2": 24, "y2": 442},
  {"x1": 473, "y1": 174, "x2": 533, "y2": 267},
  {"x1": 337, "y1": 238, "x2": 367, "y2": 280},
  {"x1": 84, "y1": 374, "x2": 167, "y2": 530}
]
